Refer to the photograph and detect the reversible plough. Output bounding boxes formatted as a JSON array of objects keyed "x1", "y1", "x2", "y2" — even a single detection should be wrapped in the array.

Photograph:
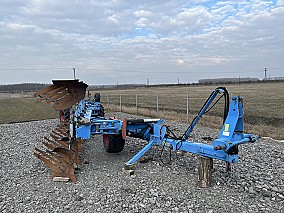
[{"x1": 34, "y1": 79, "x2": 258, "y2": 185}]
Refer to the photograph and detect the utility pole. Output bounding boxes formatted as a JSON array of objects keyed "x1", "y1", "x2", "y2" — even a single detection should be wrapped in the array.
[
  {"x1": 73, "y1": 68, "x2": 76, "y2": 80},
  {"x1": 264, "y1": 68, "x2": 268, "y2": 79}
]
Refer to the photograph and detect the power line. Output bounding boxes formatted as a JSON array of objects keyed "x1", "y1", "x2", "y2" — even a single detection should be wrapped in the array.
[
  {"x1": 0, "y1": 68, "x2": 72, "y2": 70},
  {"x1": 0, "y1": 67, "x2": 265, "y2": 74},
  {"x1": 79, "y1": 68, "x2": 264, "y2": 74}
]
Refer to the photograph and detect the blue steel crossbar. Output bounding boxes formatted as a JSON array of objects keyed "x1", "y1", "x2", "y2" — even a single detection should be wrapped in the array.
[{"x1": 76, "y1": 118, "x2": 163, "y2": 139}]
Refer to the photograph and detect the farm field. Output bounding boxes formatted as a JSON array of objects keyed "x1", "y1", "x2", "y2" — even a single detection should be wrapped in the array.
[
  {"x1": 0, "y1": 94, "x2": 57, "y2": 124},
  {"x1": 0, "y1": 82, "x2": 283, "y2": 139},
  {"x1": 93, "y1": 82, "x2": 284, "y2": 140}
]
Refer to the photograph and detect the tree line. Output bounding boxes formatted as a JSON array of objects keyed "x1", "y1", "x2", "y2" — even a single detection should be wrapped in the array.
[
  {"x1": 1, "y1": 78, "x2": 283, "y2": 93},
  {"x1": 0, "y1": 83, "x2": 51, "y2": 93}
]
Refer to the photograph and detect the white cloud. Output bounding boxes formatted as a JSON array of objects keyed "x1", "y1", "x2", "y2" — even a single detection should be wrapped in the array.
[
  {"x1": 0, "y1": 0, "x2": 283, "y2": 84},
  {"x1": 134, "y1": 10, "x2": 153, "y2": 17}
]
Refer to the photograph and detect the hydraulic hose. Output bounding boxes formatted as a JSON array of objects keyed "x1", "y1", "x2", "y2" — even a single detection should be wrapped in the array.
[
  {"x1": 181, "y1": 87, "x2": 230, "y2": 141},
  {"x1": 217, "y1": 87, "x2": 229, "y2": 124}
]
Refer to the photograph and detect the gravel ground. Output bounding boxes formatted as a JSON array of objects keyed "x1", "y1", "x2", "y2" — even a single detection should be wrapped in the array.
[{"x1": 0, "y1": 112, "x2": 283, "y2": 213}]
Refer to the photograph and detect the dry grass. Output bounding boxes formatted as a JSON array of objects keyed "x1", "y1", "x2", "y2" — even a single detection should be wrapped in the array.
[
  {"x1": 0, "y1": 82, "x2": 282, "y2": 140},
  {"x1": 93, "y1": 82, "x2": 284, "y2": 140},
  {"x1": 0, "y1": 97, "x2": 58, "y2": 124}
]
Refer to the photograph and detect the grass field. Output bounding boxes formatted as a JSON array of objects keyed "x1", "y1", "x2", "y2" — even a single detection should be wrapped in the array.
[
  {"x1": 92, "y1": 82, "x2": 284, "y2": 140},
  {"x1": 0, "y1": 96, "x2": 57, "y2": 124},
  {"x1": 0, "y1": 82, "x2": 283, "y2": 139}
]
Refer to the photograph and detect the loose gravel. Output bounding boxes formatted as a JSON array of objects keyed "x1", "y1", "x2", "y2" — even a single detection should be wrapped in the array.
[{"x1": 0, "y1": 112, "x2": 283, "y2": 213}]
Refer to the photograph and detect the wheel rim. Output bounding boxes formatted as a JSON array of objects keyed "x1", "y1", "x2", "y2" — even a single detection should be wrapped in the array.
[{"x1": 103, "y1": 134, "x2": 109, "y2": 146}]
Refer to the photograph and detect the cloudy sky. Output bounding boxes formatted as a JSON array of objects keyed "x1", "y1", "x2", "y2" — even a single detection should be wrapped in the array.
[{"x1": 0, "y1": 0, "x2": 284, "y2": 85}]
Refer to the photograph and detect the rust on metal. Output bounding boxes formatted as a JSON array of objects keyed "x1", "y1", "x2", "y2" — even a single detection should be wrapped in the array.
[
  {"x1": 34, "y1": 126, "x2": 83, "y2": 183},
  {"x1": 34, "y1": 79, "x2": 88, "y2": 111},
  {"x1": 33, "y1": 79, "x2": 88, "y2": 182},
  {"x1": 34, "y1": 123, "x2": 86, "y2": 182},
  {"x1": 36, "y1": 86, "x2": 66, "y2": 102},
  {"x1": 57, "y1": 125, "x2": 69, "y2": 133},
  {"x1": 52, "y1": 130, "x2": 68, "y2": 138},
  {"x1": 34, "y1": 84, "x2": 58, "y2": 97},
  {"x1": 34, "y1": 147, "x2": 77, "y2": 183},
  {"x1": 46, "y1": 89, "x2": 69, "y2": 103}
]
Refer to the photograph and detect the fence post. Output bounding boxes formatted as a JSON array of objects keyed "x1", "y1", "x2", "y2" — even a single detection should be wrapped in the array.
[
  {"x1": 136, "y1": 93, "x2": 138, "y2": 114},
  {"x1": 186, "y1": 94, "x2": 189, "y2": 123},
  {"x1": 120, "y1": 94, "x2": 122, "y2": 113},
  {"x1": 156, "y1": 94, "x2": 159, "y2": 116},
  {"x1": 107, "y1": 93, "x2": 109, "y2": 110}
]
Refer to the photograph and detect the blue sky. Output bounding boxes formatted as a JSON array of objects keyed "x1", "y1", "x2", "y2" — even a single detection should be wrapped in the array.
[{"x1": 0, "y1": 0, "x2": 283, "y2": 85}]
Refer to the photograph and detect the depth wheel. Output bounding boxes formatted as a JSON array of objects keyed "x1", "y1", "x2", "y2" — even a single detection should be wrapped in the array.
[{"x1": 103, "y1": 133, "x2": 125, "y2": 153}]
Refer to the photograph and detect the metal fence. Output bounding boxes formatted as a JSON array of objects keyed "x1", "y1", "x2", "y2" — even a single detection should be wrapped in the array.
[
  {"x1": 91, "y1": 82, "x2": 284, "y2": 139},
  {"x1": 98, "y1": 92, "x2": 226, "y2": 123}
]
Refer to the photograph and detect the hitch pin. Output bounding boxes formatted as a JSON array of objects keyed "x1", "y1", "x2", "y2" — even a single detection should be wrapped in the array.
[{"x1": 214, "y1": 145, "x2": 226, "y2": 150}]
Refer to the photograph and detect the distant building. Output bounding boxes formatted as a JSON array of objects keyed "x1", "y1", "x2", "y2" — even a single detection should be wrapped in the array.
[{"x1": 198, "y1": 77, "x2": 259, "y2": 84}]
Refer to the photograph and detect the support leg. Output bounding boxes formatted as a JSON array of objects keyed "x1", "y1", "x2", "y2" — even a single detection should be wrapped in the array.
[
  {"x1": 125, "y1": 139, "x2": 156, "y2": 169},
  {"x1": 198, "y1": 156, "x2": 213, "y2": 188}
]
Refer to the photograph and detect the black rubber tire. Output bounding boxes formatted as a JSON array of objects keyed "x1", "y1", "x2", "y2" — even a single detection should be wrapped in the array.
[
  {"x1": 103, "y1": 133, "x2": 125, "y2": 153},
  {"x1": 94, "y1": 93, "x2": 100, "y2": 102}
]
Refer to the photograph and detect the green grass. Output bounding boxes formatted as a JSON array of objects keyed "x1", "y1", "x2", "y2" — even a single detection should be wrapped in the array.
[{"x1": 0, "y1": 97, "x2": 58, "y2": 124}]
